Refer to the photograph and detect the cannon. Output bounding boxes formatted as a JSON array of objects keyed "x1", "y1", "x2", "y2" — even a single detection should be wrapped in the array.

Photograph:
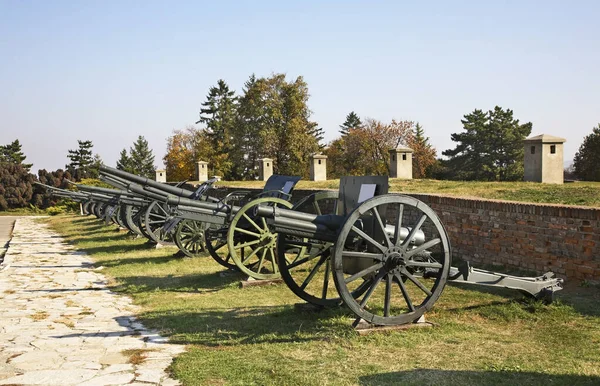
[
  {"x1": 147, "y1": 172, "x2": 337, "y2": 280},
  {"x1": 98, "y1": 165, "x2": 218, "y2": 245},
  {"x1": 253, "y1": 176, "x2": 564, "y2": 326}
]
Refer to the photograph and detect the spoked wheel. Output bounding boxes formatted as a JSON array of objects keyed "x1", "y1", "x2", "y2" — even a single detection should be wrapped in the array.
[
  {"x1": 144, "y1": 201, "x2": 175, "y2": 245},
  {"x1": 82, "y1": 201, "x2": 92, "y2": 216},
  {"x1": 205, "y1": 226, "x2": 238, "y2": 270},
  {"x1": 135, "y1": 205, "x2": 154, "y2": 241},
  {"x1": 175, "y1": 219, "x2": 207, "y2": 257},
  {"x1": 228, "y1": 197, "x2": 293, "y2": 280},
  {"x1": 122, "y1": 205, "x2": 144, "y2": 236},
  {"x1": 332, "y1": 195, "x2": 451, "y2": 326},
  {"x1": 91, "y1": 202, "x2": 100, "y2": 218},
  {"x1": 277, "y1": 191, "x2": 368, "y2": 306}
]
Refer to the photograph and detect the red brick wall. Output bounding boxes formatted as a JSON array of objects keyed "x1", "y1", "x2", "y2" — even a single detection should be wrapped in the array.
[{"x1": 407, "y1": 194, "x2": 600, "y2": 282}]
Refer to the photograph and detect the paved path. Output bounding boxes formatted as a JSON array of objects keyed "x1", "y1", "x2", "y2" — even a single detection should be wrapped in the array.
[
  {"x1": 0, "y1": 217, "x2": 15, "y2": 249},
  {"x1": 0, "y1": 218, "x2": 184, "y2": 385}
]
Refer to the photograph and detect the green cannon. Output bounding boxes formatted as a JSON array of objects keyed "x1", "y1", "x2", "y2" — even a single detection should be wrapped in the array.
[{"x1": 252, "y1": 176, "x2": 564, "y2": 326}]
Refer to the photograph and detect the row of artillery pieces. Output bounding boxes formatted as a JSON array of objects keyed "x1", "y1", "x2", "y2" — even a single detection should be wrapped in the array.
[{"x1": 38, "y1": 165, "x2": 564, "y2": 328}]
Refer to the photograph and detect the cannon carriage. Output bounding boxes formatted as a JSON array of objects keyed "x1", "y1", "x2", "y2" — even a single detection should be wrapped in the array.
[{"x1": 254, "y1": 176, "x2": 564, "y2": 326}]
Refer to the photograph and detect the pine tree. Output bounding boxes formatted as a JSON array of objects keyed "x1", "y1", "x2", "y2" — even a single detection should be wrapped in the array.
[
  {"x1": 339, "y1": 111, "x2": 362, "y2": 136},
  {"x1": 442, "y1": 107, "x2": 531, "y2": 181},
  {"x1": 573, "y1": 124, "x2": 600, "y2": 181},
  {"x1": 0, "y1": 139, "x2": 32, "y2": 170},
  {"x1": 66, "y1": 140, "x2": 94, "y2": 181},
  {"x1": 197, "y1": 79, "x2": 237, "y2": 178},
  {"x1": 309, "y1": 127, "x2": 326, "y2": 150},
  {"x1": 407, "y1": 123, "x2": 437, "y2": 179},
  {"x1": 129, "y1": 135, "x2": 156, "y2": 179},
  {"x1": 116, "y1": 148, "x2": 133, "y2": 173}
]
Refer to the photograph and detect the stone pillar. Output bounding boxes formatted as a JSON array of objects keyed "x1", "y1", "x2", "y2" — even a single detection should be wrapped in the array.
[
  {"x1": 389, "y1": 147, "x2": 413, "y2": 179},
  {"x1": 523, "y1": 134, "x2": 566, "y2": 184},
  {"x1": 258, "y1": 158, "x2": 273, "y2": 181},
  {"x1": 310, "y1": 154, "x2": 327, "y2": 181},
  {"x1": 197, "y1": 161, "x2": 208, "y2": 182},
  {"x1": 155, "y1": 169, "x2": 166, "y2": 183}
]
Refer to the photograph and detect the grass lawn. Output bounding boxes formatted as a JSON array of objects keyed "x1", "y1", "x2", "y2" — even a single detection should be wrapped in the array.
[
  {"x1": 215, "y1": 179, "x2": 600, "y2": 207},
  {"x1": 44, "y1": 215, "x2": 600, "y2": 385}
]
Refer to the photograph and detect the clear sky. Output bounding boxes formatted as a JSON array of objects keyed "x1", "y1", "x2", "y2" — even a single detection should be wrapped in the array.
[{"x1": 1, "y1": 0, "x2": 598, "y2": 172}]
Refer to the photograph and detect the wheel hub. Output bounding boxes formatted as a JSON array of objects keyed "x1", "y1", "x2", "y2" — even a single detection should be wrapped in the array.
[{"x1": 384, "y1": 246, "x2": 406, "y2": 269}]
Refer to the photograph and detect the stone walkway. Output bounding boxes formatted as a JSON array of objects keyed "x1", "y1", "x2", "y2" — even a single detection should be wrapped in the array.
[{"x1": 0, "y1": 218, "x2": 184, "y2": 385}]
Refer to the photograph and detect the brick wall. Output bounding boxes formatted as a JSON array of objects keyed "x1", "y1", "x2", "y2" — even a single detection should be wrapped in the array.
[{"x1": 214, "y1": 186, "x2": 600, "y2": 282}]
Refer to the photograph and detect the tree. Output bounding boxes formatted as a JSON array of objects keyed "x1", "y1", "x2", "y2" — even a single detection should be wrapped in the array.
[
  {"x1": 339, "y1": 111, "x2": 362, "y2": 136},
  {"x1": 573, "y1": 124, "x2": 600, "y2": 181},
  {"x1": 327, "y1": 118, "x2": 414, "y2": 177},
  {"x1": 234, "y1": 73, "x2": 320, "y2": 178},
  {"x1": 128, "y1": 135, "x2": 156, "y2": 179},
  {"x1": 442, "y1": 107, "x2": 532, "y2": 181},
  {"x1": 116, "y1": 149, "x2": 133, "y2": 173},
  {"x1": 0, "y1": 139, "x2": 32, "y2": 170},
  {"x1": 197, "y1": 79, "x2": 238, "y2": 179},
  {"x1": 31, "y1": 168, "x2": 72, "y2": 208},
  {"x1": 310, "y1": 127, "x2": 326, "y2": 150},
  {"x1": 0, "y1": 163, "x2": 35, "y2": 210},
  {"x1": 407, "y1": 123, "x2": 437, "y2": 179},
  {"x1": 163, "y1": 126, "x2": 211, "y2": 182},
  {"x1": 66, "y1": 140, "x2": 94, "y2": 181}
]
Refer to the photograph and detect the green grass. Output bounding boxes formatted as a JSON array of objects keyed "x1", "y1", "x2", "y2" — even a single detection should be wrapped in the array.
[
  {"x1": 214, "y1": 179, "x2": 600, "y2": 207},
  {"x1": 45, "y1": 215, "x2": 600, "y2": 385}
]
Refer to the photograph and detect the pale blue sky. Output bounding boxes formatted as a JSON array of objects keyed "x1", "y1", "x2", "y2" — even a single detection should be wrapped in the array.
[{"x1": 1, "y1": 0, "x2": 598, "y2": 171}]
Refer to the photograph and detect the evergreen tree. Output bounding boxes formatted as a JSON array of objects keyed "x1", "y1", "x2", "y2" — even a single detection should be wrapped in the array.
[
  {"x1": 197, "y1": 79, "x2": 237, "y2": 179},
  {"x1": 442, "y1": 107, "x2": 532, "y2": 181},
  {"x1": 128, "y1": 135, "x2": 156, "y2": 179},
  {"x1": 66, "y1": 140, "x2": 94, "y2": 181},
  {"x1": 89, "y1": 153, "x2": 103, "y2": 178},
  {"x1": 573, "y1": 124, "x2": 600, "y2": 181},
  {"x1": 407, "y1": 123, "x2": 437, "y2": 179},
  {"x1": 0, "y1": 139, "x2": 32, "y2": 170},
  {"x1": 339, "y1": 111, "x2": 362, "y2": 136},
  {"x1": 116, "y1": 148, "x2": 133, "y2": 173},
  {"x1": 309, "y1": 126, "x2": 326, "y2": 150}
]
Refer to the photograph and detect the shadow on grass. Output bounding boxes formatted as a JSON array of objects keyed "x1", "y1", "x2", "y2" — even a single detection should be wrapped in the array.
[
  {"x1": 110, "y1": 269, "x2": 244, "y2": 292},
  {"x1": 359, "y1": 369, "x2": 600, "y2": 386},
  {"x1": 138, "y1": 304, "x2": 350, "y2": 346}
]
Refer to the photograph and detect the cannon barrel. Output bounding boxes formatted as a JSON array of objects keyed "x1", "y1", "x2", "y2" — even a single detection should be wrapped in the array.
[
  {"x1": 74, "y1": 184, "x2": 136, "y2": 197},
  {"x1": 99, "y1": 174, "x2": 130, "y2": 190},
  {"x1": 99, "y1": 165, "x2": 194, "y2": 197}
]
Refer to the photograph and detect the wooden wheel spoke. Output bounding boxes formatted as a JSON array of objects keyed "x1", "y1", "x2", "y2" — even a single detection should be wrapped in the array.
[
  {"x1": 261, "y1": 217, "x2": 268, "y2": 231},
  {"x1": 351, "y1": 225, "x2": 387, "y2": 253},
  {"x1": 234, "y1": 239, "x2": 260, "y2": 250},
  {"x1": 401, "y1": 269, "x2": 432, "y2": 297},
  {"x1": 371, "y1": 208, "x2": 392, "y2": 249},
  {"x1": 242, "y1": 213, "x2": 262, "y2": 233},
  {"x1": 286, "y1": 256, "x2": 311, "y2": 270},
  {"x1": 394, "y1": 273, "x2": 415, "y2": 311},
  {"x1": 322, "y1": 259, "x2": 331, "y2": 299},
  {"x1": 359, "y1": 270, "x2": 386, "y2": 308},
  {"x1": 256, "y1": 249, "x2": 267, "y2": 272},
  {"x1": 269, "y1": 248, "x2": 278, "y2": 273},
  {"x1": 234, "y1": 227, "x2": 261, "y2": 238},
  {"x1": 406, "y1": 238, "x2": 442, "y2": 258},
  {"x1": 341, "y1": 251, "x2": 383, "y2": 261},
  {"x1": 384, "y1": 274, "x2": 392, "y2": 317},
  {"x1": 393, "y1": 204, "x2": 404, "y2": 246},
  {"x1": 300, "y1": 254, "x2": 327, "y2": 290},
  {"x1": 344, "y1": 262, "x2": 384, "y2": 284},
  {"x1": 402, "y1": 214, "x2": 427, "y2": 248},
  {"x1": 242, "y1": 245, "x2": 262, "y2": 265},
  {"x1": 405, "y1": 261, "x2": 443, "y2": 269}
]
